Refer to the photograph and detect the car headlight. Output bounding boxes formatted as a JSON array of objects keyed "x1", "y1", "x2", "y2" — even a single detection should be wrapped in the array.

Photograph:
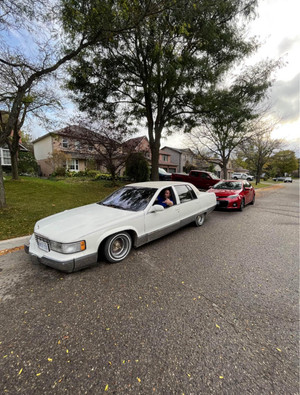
[
  {"x1": 50, "y1": 240, "x2": 86, "y2": 254},
  {"x1": 227, "y1": 194, "x2": 239, "y2": 199}
]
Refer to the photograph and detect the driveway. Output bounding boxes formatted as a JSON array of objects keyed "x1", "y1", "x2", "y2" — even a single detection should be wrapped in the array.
[{"x1": 0, "y1": 182, "x2": 299, "y2": 394}]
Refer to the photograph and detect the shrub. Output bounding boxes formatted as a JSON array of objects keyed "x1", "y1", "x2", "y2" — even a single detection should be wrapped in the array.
[
  {"x1": 125, "y1": 153, "x2": 149, "y2": 182},
  {"x1": 73, "y1": 170, "x2": 87, "y2": 177},
  {"x1": 86, "y1": 170, "x2": 99, "y2": 178},
  {"x1": 18, "y1": 151, "x2": 38, "y2": 175},
  {"x1": 52, "y1": 167, "x2": 66, "y2": 177}
]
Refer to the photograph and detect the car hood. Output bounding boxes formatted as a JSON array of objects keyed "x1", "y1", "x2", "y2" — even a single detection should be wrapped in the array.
[
  {"x1": 208, "y1": 189, "x2": 242, "y2": 197},
  {"x1": 34, "y1": 203, "x2": 140, "y2": 242}
]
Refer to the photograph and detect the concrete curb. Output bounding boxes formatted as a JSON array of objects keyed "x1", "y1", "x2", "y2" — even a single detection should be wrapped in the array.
[{"x1": 0, "y1": 235, "x2": 31, "y2": 255}]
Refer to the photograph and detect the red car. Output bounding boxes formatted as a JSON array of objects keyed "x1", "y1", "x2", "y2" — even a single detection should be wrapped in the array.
[{"x1": 207, "y1": 180, "x2": 255, "y2": 211}]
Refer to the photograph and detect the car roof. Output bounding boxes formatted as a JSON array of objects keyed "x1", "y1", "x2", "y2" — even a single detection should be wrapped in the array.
[{"x1": 127, "y1": 181, "x2": 194, "y2": 188}]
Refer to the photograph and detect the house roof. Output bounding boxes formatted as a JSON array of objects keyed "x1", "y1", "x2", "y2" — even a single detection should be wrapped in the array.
[
  {"x1": 33, "y1": 125, "x2": 95, "y2": 144},
  {"x1": 161, "y1": 146, "x2": 195, "y2": 155},
  {"x1": 123, "y1": 135, "x2": 149, "y2": 150}
]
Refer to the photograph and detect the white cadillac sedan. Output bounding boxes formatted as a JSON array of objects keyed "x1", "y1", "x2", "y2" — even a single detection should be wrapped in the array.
[{"x1": 25, "y1": 181, "x2": 216, "y2": 272}]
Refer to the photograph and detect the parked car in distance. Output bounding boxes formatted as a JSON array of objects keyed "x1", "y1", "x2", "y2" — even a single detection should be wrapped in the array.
[
  {"x1": 284, "y1": 177, "x2": 292, "y2": 183},
  {"x1": 25, "y1": 181, "x2": 216, "y2": 272},
  {"x1": 207, "y1": 180, "x2": 255, "y2": 211},
  {"x1": 159, "y1": 167, "x2": 172, "y2": 181},
  {"x1": 232, "y1": 172, "x2": 254, "y2": 181},
  {"x1": 171, "y1": 170, "x2": 220, "y2": 190},
  {"x1": 273, "y1": 176, "x2": 286, "y2": 182}
]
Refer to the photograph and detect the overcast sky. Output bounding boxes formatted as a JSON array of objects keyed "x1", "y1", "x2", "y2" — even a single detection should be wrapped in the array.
[{"x1": 163, "y1": 0, "x2": 300, "y2": 150}]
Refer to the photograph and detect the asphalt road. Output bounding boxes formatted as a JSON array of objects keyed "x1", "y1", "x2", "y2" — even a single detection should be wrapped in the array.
[{"x1": 0, "y1": 182, "x2": 299, "y2": 394}]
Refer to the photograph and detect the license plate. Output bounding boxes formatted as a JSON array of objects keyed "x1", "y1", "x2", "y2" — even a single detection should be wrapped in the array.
[{"x1": 37, "y1": 239, "x2": 49, "y2": 252}]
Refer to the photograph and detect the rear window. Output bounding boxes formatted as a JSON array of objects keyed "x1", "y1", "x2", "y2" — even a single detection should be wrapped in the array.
[{"x1": 175, "y1": 185, "x2": 197, "y2": 203}]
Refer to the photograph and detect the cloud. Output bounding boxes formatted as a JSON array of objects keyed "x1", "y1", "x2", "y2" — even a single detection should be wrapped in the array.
[
  {"x1": 278, "y1": 35, "x2": 300, "y2": 56},
  {"x1": 269, "y1": 73, "x2": 299, "y2": 123}
]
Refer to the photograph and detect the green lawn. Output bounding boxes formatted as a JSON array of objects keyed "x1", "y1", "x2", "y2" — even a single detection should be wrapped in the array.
[
  {"x1": 0, "y1": 177, "x2": 124, "y2": 240},
  {"x1": 251, "y1": 179, "x2": 280, "y2": 188}
]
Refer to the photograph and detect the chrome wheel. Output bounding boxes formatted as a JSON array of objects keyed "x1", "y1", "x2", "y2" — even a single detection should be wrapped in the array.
[
  {"x1": 104, "y1": 232, "x2": 132, "y2": 263},
  {"x1": 195, "y1": 213, "x2": 205, "y2": 226}
]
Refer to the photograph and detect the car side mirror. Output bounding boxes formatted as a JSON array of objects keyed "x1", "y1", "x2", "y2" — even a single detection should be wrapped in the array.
[{"x1": 149, "y1": 205, "x2": 164, "y2": 213}]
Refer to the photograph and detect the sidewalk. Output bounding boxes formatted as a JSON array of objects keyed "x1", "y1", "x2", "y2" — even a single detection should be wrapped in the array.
[{"x1": 0, "y1": 235, "x2": 30, "y2": 255}]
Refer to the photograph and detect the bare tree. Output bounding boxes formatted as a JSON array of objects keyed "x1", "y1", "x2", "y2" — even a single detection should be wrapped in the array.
[
  {"x1": 73, "y1": 121, "x2": 132, "y2": 183},
  {"x1": 184, "y1": 60, "x2": 280, "y2": 179},
  {"x1": 236, "y1": 121, "x2": 282, "y2": 184}
]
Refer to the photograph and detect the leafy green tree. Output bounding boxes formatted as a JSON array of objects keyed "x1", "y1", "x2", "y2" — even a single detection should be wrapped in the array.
[
  {"x1": 270, "y1": 150, "x2": 298, "y2": 176},
  {"x1": 126, "y1": 153, "x2": 149, "y2": 182},
  {"x1": 64, "y1": 0, "x2": 268, "y2": 180},
  {"x1": 238, "y1": 127, "x2": 282, "y2": 184}
]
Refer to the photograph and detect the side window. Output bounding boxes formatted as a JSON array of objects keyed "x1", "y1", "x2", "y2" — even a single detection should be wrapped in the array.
[
  {"x1": 175, "y1": 185, "x2": 193, "y2": 203},
  {"x1": 190, "y1": 171, "x2": 198, "y2": 177},
  {"x1": 187, "y1": 185, "x2": 197, "y2": 199},
  {"x1": 201, "y1": 173, "x2": 209, "y2": 179}
]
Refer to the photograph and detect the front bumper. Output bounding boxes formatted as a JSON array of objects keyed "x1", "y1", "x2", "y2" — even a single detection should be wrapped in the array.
[
  {"x1": 24, "y1": 237, "x2": 98, "y2": 273},
  {"x1": 216, "y1": 197, "x2": 241, "y2": 209}
]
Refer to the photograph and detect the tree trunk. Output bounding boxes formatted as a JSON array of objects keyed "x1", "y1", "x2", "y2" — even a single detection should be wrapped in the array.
[
  {"x1": 150, "y1": 140, "x2": 160, "y2": 181},
  {"x1": 10, "y1": 151, "x2": 19, "y2": 180},
  {"x1": 0, "y1": 165, "x2": 7, "y2": 209},
  {"x1": 222, "y1": 158, "x2": 228, "y2": 180}
]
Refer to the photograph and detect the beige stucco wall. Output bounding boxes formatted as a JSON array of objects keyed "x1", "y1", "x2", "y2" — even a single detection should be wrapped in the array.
[{"x1": 33, "y1": 135, "x2": 53, "y2": 160}]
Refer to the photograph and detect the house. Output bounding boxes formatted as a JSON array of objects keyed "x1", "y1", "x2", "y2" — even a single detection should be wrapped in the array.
[
  {"x1": 123, "y1": 136, "x2": 151, "y2": 161},
  {"x1": 125, "y1": 137, "x2": 178, "y2": 172},
  {"x1": 0, "y1": 143, "x2": 28, "y2": 169},
  {"x1": 0, "y1": 144, "x2": 11, "y2": 167},
  {"x1": 158, "y1": 149, "x2": 177, "y2": 173},
  {"x1": 0, "y1": 110, "x2": 28, "y2": 170},
  {"x1": 194, "y1": 158, "x2": 234, "y2": 179},
  {"x1": 33, "y1": 125, "x2": 115, "y2": 177},
  {"x1": 161, "y1": 146, "x2": 196, "y2": 173}
]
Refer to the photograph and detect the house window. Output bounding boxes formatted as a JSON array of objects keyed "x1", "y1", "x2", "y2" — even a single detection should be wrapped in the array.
[
  {"x1": 62, "y1": 138, "x2": 68, "y2": 148},
  {"x1": 67, "y1": 159, "x2": 79, "y2": 172},
  {"x1": 162, "y1": 155, "x2": 168, "y2": 162},
  {"x1": 88, "y1": 144, "x2": 94, "y2": 151},
  {"x1": 75, "y1": 141, "x2": 81, "y2": 149},
  {"x1": 1, "y1": 149, "x2": 11, "y2": 165}
]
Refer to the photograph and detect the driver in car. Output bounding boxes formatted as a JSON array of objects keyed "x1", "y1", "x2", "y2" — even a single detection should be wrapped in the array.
[{"x1": 157, "y1": 189, "x2": 174, "y2": 208}]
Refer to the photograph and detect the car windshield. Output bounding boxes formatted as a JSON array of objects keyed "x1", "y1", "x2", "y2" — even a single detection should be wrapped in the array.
[
  {"x1": 213, "y1": 181, "x2": 242, "y2": 190},
  {"x1": 99, "y1": 187, "x2": 157, "y2": 212},
  {"x1": 159, "y1": 168, "x2": 168, "y2": 174}
]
